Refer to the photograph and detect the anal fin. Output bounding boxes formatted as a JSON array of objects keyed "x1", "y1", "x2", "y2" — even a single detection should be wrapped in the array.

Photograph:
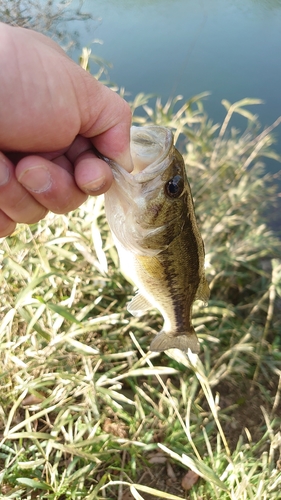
[{"x1": 127, "y1": 292, "x2": 152, "y2": 317}]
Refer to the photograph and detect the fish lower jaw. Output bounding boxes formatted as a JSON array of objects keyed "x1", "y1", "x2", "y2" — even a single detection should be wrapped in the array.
[{"x1": 150, "y1": 330, "x2": 200, "y2": 354}]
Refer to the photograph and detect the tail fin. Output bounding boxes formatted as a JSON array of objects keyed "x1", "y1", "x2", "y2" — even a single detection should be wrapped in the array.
[{"x1": 150, "y1": 330, "x2": 200, "y2": 354}]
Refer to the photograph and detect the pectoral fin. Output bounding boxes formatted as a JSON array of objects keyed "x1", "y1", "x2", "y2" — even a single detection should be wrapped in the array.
[
  {"x1": 136, "y1": 255, "x2": 165, "y2": 279},
  {"x1": 127, "y1": 292, "x2": 152, "y2": 317}
]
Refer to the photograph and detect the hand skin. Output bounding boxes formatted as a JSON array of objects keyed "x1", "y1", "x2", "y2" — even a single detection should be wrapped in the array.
[{"x1": 0, "y1": 22, "x2": 132, "y2": 237}]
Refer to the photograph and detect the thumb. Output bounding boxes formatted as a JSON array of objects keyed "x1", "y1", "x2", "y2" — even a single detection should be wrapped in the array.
[{"x1": 77, "y1": 74, "x2": 133, "y2": 172}]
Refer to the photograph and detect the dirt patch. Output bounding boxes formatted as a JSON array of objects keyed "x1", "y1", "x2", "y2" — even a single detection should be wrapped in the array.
[
  {"x1": 123, "y1": 463, "x2": 190, "y2": 500},
  {"x1": 214, "y1": 376, "x2": 281, "y2": 448}
]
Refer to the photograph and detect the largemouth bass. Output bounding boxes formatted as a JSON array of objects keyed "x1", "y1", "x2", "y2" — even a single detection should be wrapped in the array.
[{"x1": 104, "y1": 125, "x2": 209, "y2": 353}]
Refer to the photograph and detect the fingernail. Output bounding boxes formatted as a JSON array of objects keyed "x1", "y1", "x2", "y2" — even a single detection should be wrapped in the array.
[
  {"x1": 18, "y1": 165, "x2": 51, "y2": 193},
  {"x1": 81, "y1": 176, "x2": 106, "y2": 193},
  {"x1": 0, "y1": 155, "x2": 11, "y2": 185}
]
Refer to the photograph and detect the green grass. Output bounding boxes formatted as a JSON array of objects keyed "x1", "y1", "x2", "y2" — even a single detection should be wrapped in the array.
[{"x1": 0, "y1": 94, "x2": 281, "y2": 499}]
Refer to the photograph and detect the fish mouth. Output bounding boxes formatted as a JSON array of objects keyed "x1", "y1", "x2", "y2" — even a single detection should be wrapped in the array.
[
  {"x1": 102, "y1": 126, "x2": 174, "y2": 187},
  {"x1": 104, "y1": 126, "x2": 176, "y2": 256},
  {"x1": 130, "y1": 126, "x2": 173, "y2": 178}
]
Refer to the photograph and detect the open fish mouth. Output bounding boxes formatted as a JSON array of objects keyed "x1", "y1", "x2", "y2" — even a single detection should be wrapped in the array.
[
  {"x1": 101, "y1": 126, "x2": 174, "y2": 187},
  {"x1": 129, "y1": 126, "x2": 173, "y2": 177}
]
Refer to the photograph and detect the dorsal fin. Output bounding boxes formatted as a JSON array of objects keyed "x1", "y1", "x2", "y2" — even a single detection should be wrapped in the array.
[{"x1": 195, "y1": 276, "x2": 210, "y2": 305}]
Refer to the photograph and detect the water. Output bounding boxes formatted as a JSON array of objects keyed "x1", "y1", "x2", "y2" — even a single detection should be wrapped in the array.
[
  {"x1": 68, "y1": 0, "x2": 281, "y2": 154},
  {"x1": 67, "y1": 0, "x2": 281, "y2": 228}
]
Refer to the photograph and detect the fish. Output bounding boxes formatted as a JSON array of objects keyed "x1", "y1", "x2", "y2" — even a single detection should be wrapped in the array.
[{"x1": 104, "y1": 125, "x2": 210, "y2": 353}]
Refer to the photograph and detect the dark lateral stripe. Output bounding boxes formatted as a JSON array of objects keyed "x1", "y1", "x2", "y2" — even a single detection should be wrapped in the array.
[{"x1": 163, "y1": 211, "x2": 201, "y2": 335}]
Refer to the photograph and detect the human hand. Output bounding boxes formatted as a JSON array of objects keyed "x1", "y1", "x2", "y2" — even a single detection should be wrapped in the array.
[{"x1": 0, "y1": 23, "x2": 132, "y2": 237}]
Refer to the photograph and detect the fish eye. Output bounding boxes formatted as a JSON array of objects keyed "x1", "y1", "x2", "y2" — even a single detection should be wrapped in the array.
[{"x1": 165, "y1": 175, "x2": 184, "y2": 198}]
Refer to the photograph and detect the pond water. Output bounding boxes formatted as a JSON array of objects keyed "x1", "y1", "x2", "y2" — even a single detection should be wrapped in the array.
[
  {"x1": 69, "y1": 0, "x2": 281, "y2": 153},
  {"x1": 67, "y1": 0, "x2": 281, "y2": 226}
]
